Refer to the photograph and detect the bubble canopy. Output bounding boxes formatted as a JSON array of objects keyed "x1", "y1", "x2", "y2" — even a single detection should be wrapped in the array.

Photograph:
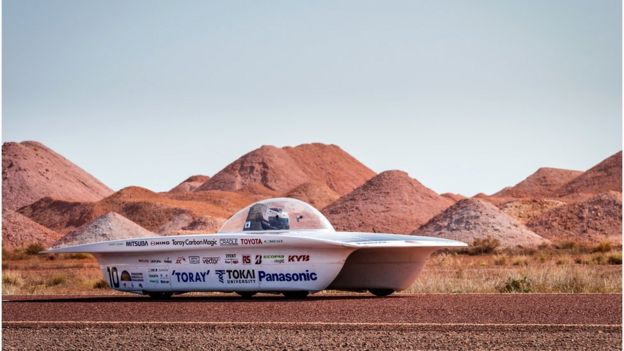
[{"x1": 218, "y1": 198, "x2": 335, "y2": 233}]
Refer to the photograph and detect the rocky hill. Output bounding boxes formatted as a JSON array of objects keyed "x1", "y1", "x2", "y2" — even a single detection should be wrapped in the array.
[
  {"x1": 2, "y1": 141, "x2": 113, "y2": 210},
  {"x1": 195, "y1": 143, "x2": 375, "y2": 198},
  {"x1": 498, "y1": 199, "x2": 566, "y2": 224},
  {"x1": 54, "y1": 212, "x2": 156, "y2": 247},
  {"x1": 18, "y1": 186, "x2": 244, "y2": 235},
  {"x1": 168, "y1": 175, "x2": 210, "y2": 193},
  {"x1": 526, "y1": 191, "x2": 622, "y2": 243},
  {"x1": 556, "y1": 151, "x2": 622, "y2": 199},
  {"x1": 2, "y1": 209, "x2": 63, "y2": 249},
  {"x1": 286, "y1": 181, "x2": 340, "y2": 210},
  {"x1": 323, "y1": 170, "x2": 453, "y2": 234},
  {"x1": 492, "y1": 167, "x2": 582, "y2": 199},
  {"x1": 414, "y1": 198, "x2": 549, "y2": 248}
]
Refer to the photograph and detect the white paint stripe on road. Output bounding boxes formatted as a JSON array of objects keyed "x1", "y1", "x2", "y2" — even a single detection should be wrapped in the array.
[{"x1": 2, "y1": 321, "x2": 620, "y2": 328}]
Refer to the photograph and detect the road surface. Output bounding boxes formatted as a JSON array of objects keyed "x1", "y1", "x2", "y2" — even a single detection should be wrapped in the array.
[{"x1": 3, "y1": 293, "x2": 621, "y2": 350}]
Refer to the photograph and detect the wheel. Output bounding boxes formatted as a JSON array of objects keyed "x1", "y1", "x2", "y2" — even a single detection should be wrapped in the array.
[
  {"x1": 282, "y1": 291, "x2": 309, "y2": 299},
  {"x1": 147, "y1": 292, "x2": 173, "y2": 299},
  {"x1": 369, "y1": 289, "x2": 395, "y2": 297},
  {"x1": 236, "y1": 291, "x2": 258, "y2": 298}
]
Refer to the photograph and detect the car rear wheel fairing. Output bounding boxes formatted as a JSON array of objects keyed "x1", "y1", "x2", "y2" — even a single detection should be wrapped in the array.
[{"x1": 327, "y1": 247, "x2": 437, "y2": 291}]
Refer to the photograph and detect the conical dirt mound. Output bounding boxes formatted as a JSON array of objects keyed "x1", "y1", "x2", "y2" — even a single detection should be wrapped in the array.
[
  {"x1": 526, "y1": 191, "x2": 622, "y2": 243},
  {"x1": 493, "y1": 167, "x2": 582, "y2": 198},
  {"x1": 54, "y1": 212, "x2": 157, "y2": 247},
  {"x1": 2, "y1": 209, "x2": 62, "y2": 249},
  {"x1": 557, "y1": 151, "x2": 622, "y2": 198},
  {"x1": 323, "y1": 170, "x2": 453, "y2": 234},
  {"x1": 286, "y1": 181, "x2": 340, "y2": 210},
  {"x1": 195, "y1": 143, "x2": 375, "y2": 196},
  {"x1": 168, "y1": 175, "x2": 210, "y2": 193},
  {"x1": 2, "y1": 141, "x2": 113, "y2": 210},
  {"x1": 414, "y1": 198, "x2": 549, "y2": 248}
]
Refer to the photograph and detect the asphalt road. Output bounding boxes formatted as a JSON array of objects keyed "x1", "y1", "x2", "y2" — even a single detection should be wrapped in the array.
[{"x1": 3, "y1": 293, "x2": 622, "y2": 350}]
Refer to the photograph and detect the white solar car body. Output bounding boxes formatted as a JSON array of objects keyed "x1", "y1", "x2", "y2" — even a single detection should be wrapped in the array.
[{"x1": 47, "y1": 198, "x2": 466, "y2": 298}]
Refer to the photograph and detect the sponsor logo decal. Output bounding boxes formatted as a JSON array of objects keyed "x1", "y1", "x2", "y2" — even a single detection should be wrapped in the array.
[
  {"x1": 262, "y1": 255, "x2": 285, "y2": 264},
  {"x1": 224, "y1": 253, "x2": 239, "y2": 264},
  {"x1": 215, "y1": 269, "x2": 256, "y2": 284},
  {"x1": 175, "y1": 257, "x2": 186, "y2": 264},
  {"x1": 126, "y1": 240, "x2": 148, "y2": 247},
  {"x1": 258, "y1": 270, "x2": 318, "y2": 282},
  {"x1": 131, "y1": 272, "x2": 144, "y2": 282},
  {"x1": 288, "y1": 255, "x2": 310, "y2": 262},
  {"x1": 171, "y1": 270, "x2": 210, "y2": 283},
  {"x1": 150, "y1": 240, "x2": 171, "y2": 246},
  {"x1": 164, "y1": 257, "x2": 172, "y2": 264},
  {"x1": 263, "y1": 239, "x2": 283, "y2": 244},
  {"x1": 255, "y1": 255, "x2": 262, "y2": 265},
  {"x1": 150, "y1": 259, "x2": 161, "y2": 263},
  {"x1": 120, "y1": 270, "x2": 132, "y2": 281},
  {"x1": 172, "y1": 238, "x2": 218, "y2": 247},
  {"x1": 138, "y1": 259, "x2": 149, "y2": 263},
  {"x1": 219, "y1": 238, "x2": 238, "y2": 246},
  {"x1": 215, "y1": 270, "x2": 225, "y2": 283},
  {"x1": 202, "y1": 256, "x2": 219, "y2": 264},
  {"x1": 148, "y1": 273, "x2": 159, "y2": 283},
  {"x1": 241, "y1": 238, "x2": 262, "y2": 245},
  {"x1": 189, "y1": 256, "x2": 200, "y2": 264},
  {"x1": 242, "y1": 255, "x2": 251, "y2": 265}
]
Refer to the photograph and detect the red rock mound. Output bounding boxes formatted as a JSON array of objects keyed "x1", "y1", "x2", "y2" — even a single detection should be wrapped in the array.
[
  {"x1": 441, "y1": 193, "x2": 466, "y2": 202},
  {"x1": 2, "y1": 209, "x2": 62, "y2": 249},
  {"x1": 286, "y1": 181, "x2": 340, "y2": 209},
  {"x1": 195, "y1": 143, "x2": 375, "y2": 197},
  {"x1": 18, "y1": 186, "x2": 243, "y2": 234},
  {"x1": 283, "y1": 143, "x2": 376, "y2": 195},
  {"x1": 526, "y1": 191, "x2": 622, "y2": 243},
  {"x1": 498, "y1": 199, "x2": 566, "y2": 224},
  {"x1": 168, "y1": 175, "x2": 210, "y2": 193},
  {"x1": 322, "y1": 170, "x2": 453, "y2": 234},
  {"x1": 557, "y1": 151, "x2": 622, "y2": 199},
  {"x1": 414, "y1": 198, "x2": 549, "y2": 248},
  {"x1": 2, "y1": 141, "x2": 113, "y2": 210},
  {"x1": 493, "y1": 167, "x2": 582, "y2": 199},
  {"x1": 54, "y1": 212, "x2": 156, "y2": 247}
]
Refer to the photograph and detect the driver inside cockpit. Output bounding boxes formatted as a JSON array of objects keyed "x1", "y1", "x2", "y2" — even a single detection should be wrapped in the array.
[{"x1": 243, "y1": 203, "x2": 290, "y2": 231}]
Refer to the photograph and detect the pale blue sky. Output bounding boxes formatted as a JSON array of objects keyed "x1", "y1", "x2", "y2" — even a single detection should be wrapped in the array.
[{"x1": 3, "y1": 0, "x2": 621, "y2": 196}]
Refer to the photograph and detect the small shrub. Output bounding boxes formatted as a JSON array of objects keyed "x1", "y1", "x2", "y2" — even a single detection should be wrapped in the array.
[
  {"x1": 498, "y1": 276, "x2": 532, "y2": 293},
  {"x1": 555, "y1": 240, "x2": 593, "y2": 254},
  {"x1": 556, "y1": 240, "x2": 578, "y2": 250},
  {"x1": 467, "y1": 237, "x2": 500, "y2": 255},
  {"x1": 46, "y1": 275, "x2": 66, "y2": 287},
  {"x1": 92, "y1": 279, "x2": 109, "y2": 289},
  {"x1": 592, "y1": 242, "x2": 612, "y2": 253},
  {"x1": 493, "y1": 255, "x2": 507, "y2": 266},
  {"x1": 512, "y1": 258, "x2": 529, "y2": 266},
  {"x1": 2, "y1": 271, "x2": 23, "y2": 286},
  {"x1": 591, "y1": 254, "x2": 605, "y2": 265},
  {"x1": 555, "y1": 258, "x2": 568, "y2": 265},
  {"x1": 607, "y1": 254, "x2": 622, "y2": 265},
  {"x1": 574, "y1": 257, "x2": 589, "y2": 265},
  {"x1": 24, "y1": 243, "x2": 44, "y2": 255},
  {"x1": 3, "y1": 249, "x2": 27, "y2": 260},
  {"x1": 65, "y1": 253, "x2": 91, "y2": 260}
]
